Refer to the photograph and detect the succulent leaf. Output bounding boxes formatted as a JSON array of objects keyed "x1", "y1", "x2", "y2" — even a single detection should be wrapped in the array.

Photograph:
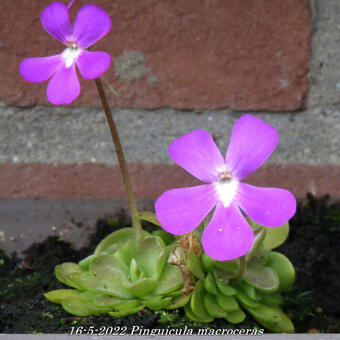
[
  {"x1": 90, "y1": 255, "x2": 129, "y2": 276},
  {"x1": 136, "y1": 211, "x2": 162, "y2": 227},
  {"x1": 248, "y1": 244, "x2": 269, "y2": 265},
  {"x1": 78, "y1": 254, "x2": 96, "y2": 270},
  {"x1": 55, "y1": 263, "x2": 85, "y2": 290},
  {"x1": 259, "y1": 307, "x2": 295, "y2": 333},
  {"x1": 190, "y1": 281, "x2": 214, "y2": 322},
  {"x1": 154, "y1": 263, "x2": 184, "y2": 295},
  {"x1": 143, "y1": 297, "x2": 172, "y2": 310},
  {"x1": 44, "y1": 289, "x2": 81, "y2": 304},
  {"x1": 243, "y1": 263, "x2": 279, "y2": 292},
  {"x1": 215, "y1": 278, "x2": 236, "y2": 296},
  {"x1": 266, "y1": 252, "x2": 295, "y2": 292},
  {"x1": 216, "y1": 293, "x2": 239, "y2": 312},
  {"x1": 94, "y1": 228, "x2": 137, "y2": 255},
  {"x1": 235, "y1": 290, "x2": 260, "y2": 308},
  {"x1": 129, "y1": 258, "x2": 142, "y2": 282},
  {"x1": 187, "y1": 251, "x2": 205, "y2": 280},
  {"x1": 91, "y1": 265, "x2": 133, "y2": 299},
  {"x1": 204, "y1": 273, "x2": 218, "y2": 295},
  {"x1": 184, "y1": 302, "x2": 202, "y2": 322},
  {"x1": 108, "y1": 307, "x2": 143, "y2": 317},
  {"x1": 213, "y1": 258, "x2": 239, "y2": 274},
  {"x1": 224, "y1": 308, "x2": 246, "y2": 324},
  {"x1": 246, "y1": 228, "x2": 267, "y2": 261},
  {"x1": 201, "y1": 253, "x2": 215, "y2": 272},
  {"x1": 114, "y1": 299, "x2": 143, "y2": 311},
  {"x1": 258, "y1": 291, "x2": 283, "y2": 306},
  {"x1": 237, "y1": 281, "x2": 260, "y2": 301},
  {"x1": 113, "y1": 239, "x2": 134, "y2": 267},
  {"x1": 121, "y1": 276, "x2": 158, "y2": 297},
  {"x1": 204, "y1": 293, "x2": 228, "y2": 318},
  {"x1": 242, "y1": 303, "x2": 282, "y2": 326},
  {"x1": 92, "y1": 294, "x2": 124, "y2": 307},
  {"x1": 62, "y1": 295, "x2": 111, "y2": 316},
  {"x1": 152, "y1": 230, "x2": 175, "y2": 245},
  {"x1": 262, "y1": 223, "x2": 289, "y2": 250},
  {"x1": 135, "y1": 236, "x2": 167, "y2": 280},
  {"x1": 166, "y1": 293, "x2": 192, "y2": 310}
]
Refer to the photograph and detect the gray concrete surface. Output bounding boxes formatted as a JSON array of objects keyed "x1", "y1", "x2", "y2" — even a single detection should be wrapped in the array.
[
  {"x1": 0, "y1": 0, "x2": 339, "y2": 166},
  {"x1": 0, "y1": 198, "x2": 154, "y2": 256}
]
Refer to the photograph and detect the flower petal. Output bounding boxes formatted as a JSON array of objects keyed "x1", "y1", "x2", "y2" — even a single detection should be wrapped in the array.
[
  {"x1": 169, "y1": 130, "x2": 225, "y2": 183},
  {"x1": 236, "y1": 183, "x2": 296, "y2": 227},
  {"x1": 47, "y1": 64, "x2": 80, "y2": 105},
  {"x1": 202, "y1": 202, "x2": 254, "y2": 261},
  {"x1": 225, "y1": 115, "x2": 279, "y2": 180},
  {"x1": 41, "y1": 2, "x2": 72, "y2": 44},
  {"x1": 72, "y1": 4, "x2": 112, "y2": 49},
  {"x1": 76, "y1": 51, "x2": 111, "y2": 79},
  {"x1": 19, "y1": 55, "x2": 63, "y2": 83},
  {"x1": 155, "y1": 184, "x2": 218, "y2": 235}
]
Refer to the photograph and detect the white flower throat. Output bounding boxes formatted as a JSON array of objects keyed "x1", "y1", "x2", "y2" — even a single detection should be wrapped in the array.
[
  {"x1": 62, "y1": 46, "x2": 82, "y2": 68},
  {"x1": 215, "y1": 171, "x2": 238, "y2": 207}
]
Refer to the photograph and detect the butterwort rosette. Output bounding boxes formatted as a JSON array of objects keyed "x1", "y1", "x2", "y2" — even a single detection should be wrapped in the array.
[
  {"x1": 19, "y1": 1, "x2": 112, "y2": 105},
  {"x1": 155, "y1": 115, "x2": 296, "y2": 261},
  {"x1": 45, "y1": 227, "x2": 189, "y2": 317}
]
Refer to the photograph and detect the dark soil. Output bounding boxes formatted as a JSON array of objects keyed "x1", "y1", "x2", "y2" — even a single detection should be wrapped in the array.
[{"x1": 0, "y1": 195, "x2": 339, "y2": 334}]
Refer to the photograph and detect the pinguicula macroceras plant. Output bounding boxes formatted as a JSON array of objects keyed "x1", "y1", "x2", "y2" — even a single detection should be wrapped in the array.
[{"x1": 20, "y1": 1, "x2": 297, "y2": 333}]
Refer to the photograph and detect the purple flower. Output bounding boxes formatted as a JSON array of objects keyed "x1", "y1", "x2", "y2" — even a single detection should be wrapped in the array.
[
  {"x1": 155, "y1": 115, "x2": 296, "y2": 261},
  {"x1": 19, "y1": 1, "x2": 112, "y2": 105}
]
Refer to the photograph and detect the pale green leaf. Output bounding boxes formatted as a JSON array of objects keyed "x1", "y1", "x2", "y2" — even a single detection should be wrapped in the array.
[
  {"x1": 243, "y1": 303, "x2": 282, "y2": 326},
  {"x1": 235, "y1": 290, "x2": 260, "y2": 308},
  {"x1": 243, "y1": 263, "x2": 279, "y2": 292},
  {"x1": 135, "y1": 236, "x2": 166, "y2": 280},
  {"x1": 143, "y1": 297, "x2": 172, "y2": 310},
  {"x1": 190, "y1": 281, "x2": 214, "y2": 322},
  {"x1": 44, "y1": 289, "x2": 80, "y2": 304},
  {"x1": 224, "y1": 309, "x2": 246, "y2": 324},
  {"x1": 266, "y1": 251, "x2": 295, "y2": 292},
  {"x1": 263, "y1": 223, "x2": 289, "y2": 250},
  {"x1": 166, "y1": 294, "x2": 191, "y2": 310},
  {"x1": 216, "y1": 293, "x2": 239, "y2": 312},
  {"x1": 136, "y1": 211, "x2": 162, "y2": 227},
  {"x1": 204, "y1": 273, "x2": 218, "y2": 295},
  {"x1": 94, "y1": 228, "x2": 138, "y2": 256},
  {"x1": 204, "y1": 293, "x2": 228, "y2": 318},
  {"x1": 187, "y1": 251, "x2": 205, "y2": 280},
  {"x1": 121, "y1": 276, "x2": 158, "y2": 297},
  {"x1": 154, "y1": 263, "x2": 183, "y2": 295}
]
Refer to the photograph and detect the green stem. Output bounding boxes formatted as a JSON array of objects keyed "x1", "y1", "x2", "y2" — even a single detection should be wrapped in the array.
[{"x1": 95, "y1": 78, "x2": 142, "y2": 240}]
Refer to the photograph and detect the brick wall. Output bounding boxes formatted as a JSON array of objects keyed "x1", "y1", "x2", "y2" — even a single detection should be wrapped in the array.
[
  {"x1": 1, "y1": 0, "x2": 310, "y2": 110},
  {"x1": 1, "y1": 0, "x2": 340, "y2": 253}
]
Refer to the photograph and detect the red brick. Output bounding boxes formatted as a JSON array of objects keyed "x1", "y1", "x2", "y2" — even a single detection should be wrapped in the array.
[
  {"x1": 0, "y1": 163, "x2": 339, "y2": 200},
  {"x1": 0, "y1": 0, "x2": 311, "y2": 110}
]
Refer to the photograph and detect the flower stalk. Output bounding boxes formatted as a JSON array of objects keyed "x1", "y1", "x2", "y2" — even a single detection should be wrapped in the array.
[{"x1": 95, "y1": 78, "x2": 142, "y2": 240}]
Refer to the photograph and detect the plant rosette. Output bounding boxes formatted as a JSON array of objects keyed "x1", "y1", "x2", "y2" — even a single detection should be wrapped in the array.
[
  {"x1": 183, "y1": 218, "x2": 295, "y2": 333},
  {"x1": 45, "y1": 225, "x2": 190, "y2": 318},
  {"x1": 46, "y1": 213, "x2": 295, "y2": 333}
]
